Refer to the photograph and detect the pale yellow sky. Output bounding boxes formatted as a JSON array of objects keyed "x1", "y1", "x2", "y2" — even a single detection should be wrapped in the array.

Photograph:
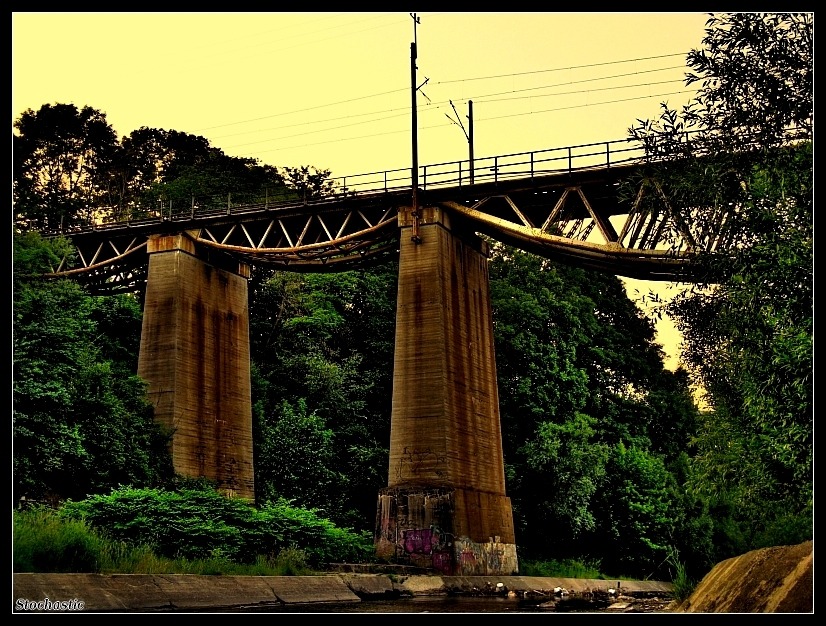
[
  {"x1": 12, "y1": 12, "x2": 709, "y2": 175},
  {"x1": 12, "y1": 11, "x2": 711, "y2": 372}
]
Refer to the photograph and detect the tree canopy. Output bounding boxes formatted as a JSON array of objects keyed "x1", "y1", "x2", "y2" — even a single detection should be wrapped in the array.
[{"x1": 627, "y1": 12, "x2": 813, "y2": 549}]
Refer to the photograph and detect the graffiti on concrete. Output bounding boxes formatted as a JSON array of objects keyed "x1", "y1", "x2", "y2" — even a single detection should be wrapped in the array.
[
  {"x1": 395, "y1": 447, "x2": 447, "y2": 481},
  {"x1": 403, "y1": 527, "x2": 439, "y2": 554},
  {"x1": 401, "y1": 526, "x2": 453, "y2": 575},
  {"x1": 454, "y1": 536, "x2": 518, "y2": 576}
]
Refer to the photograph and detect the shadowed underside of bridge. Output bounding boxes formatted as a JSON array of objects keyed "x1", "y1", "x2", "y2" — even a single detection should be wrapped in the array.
[{"x1": 41, "y1": 164, "x2": 717, "y2": 576}]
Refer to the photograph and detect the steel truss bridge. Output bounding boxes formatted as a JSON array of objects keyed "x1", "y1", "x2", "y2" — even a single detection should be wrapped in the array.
[
  {"x1": 26, "y1": 134, "x2": 750, "y2": 574},
  {"x1": 41, "y1": 136, "x2": 732, "y2": 292}
]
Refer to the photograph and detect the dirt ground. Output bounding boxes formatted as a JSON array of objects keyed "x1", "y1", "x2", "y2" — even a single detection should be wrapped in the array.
[{"x1": 674, "y1": 540, "x2": 813, "y2": 613}]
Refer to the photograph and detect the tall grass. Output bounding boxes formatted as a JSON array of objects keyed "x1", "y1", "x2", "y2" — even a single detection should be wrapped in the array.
[
  {"x1": 519, "y1": 558, "x2": 605, "y2": 579},
  {"x1": 13, "y1": 506, "x2": 102, "y2": 573},
  {"x1": 665, "y1": 546, "x2": 697, "y2": 602},
  {"x1": 13, "y1": 506, "x2": 313, "y2": 576}
]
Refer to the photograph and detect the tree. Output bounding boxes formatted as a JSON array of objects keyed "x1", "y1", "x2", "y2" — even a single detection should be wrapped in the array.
[
  {"x1": 280, "y1": 165, "x2": 339, "y2": 201},
  {"x1": 13, "y1": 106, "x2": 292, "y2": 227},
  {"x1": 248, "y1": 264, "x2": 397, "y2": 530},
  {"x1": 112, "y1": 127, "x2": 288, "y2": 220},
  {"x1": 105, "y1": 127, "x2": 214, "y2": 221},
  {"x1": 13, "y1": 232, "x2": 174, "y2": 504},
  {"x1": 13, "y1": 103, "x2": 119, "y2": 231},
  {"x1": 255, "y1": 398, "x2": 345, "y2": 512},
  {"x1": 627, "y1": 13, "x2": 813, "y2": 552},
  {"x1": 489, "y1": 244, "x2": 703, "y2": 576},
  {"x1": 589, "y1": 443, "x2": 680, "y2": 580}
]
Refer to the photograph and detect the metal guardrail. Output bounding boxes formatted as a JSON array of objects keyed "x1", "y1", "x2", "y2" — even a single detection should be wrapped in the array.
[
  {"x1": 334, "y1": 137, "x2": 644, "y2": 195},
  {"x1": 38, "y1": 126, "x2": 811, "y2": 238}
]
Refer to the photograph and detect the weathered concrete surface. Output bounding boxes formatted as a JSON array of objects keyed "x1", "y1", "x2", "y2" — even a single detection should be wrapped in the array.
[
  {"x1": 13, "y1": 574, "x2": 360, "y2": 612},
  {"x1": 675, "y1": 540, "x2": 813, "y2": 613},
  {"x1": 138, "y1": 234, "x2": 254, "y2": 500}
]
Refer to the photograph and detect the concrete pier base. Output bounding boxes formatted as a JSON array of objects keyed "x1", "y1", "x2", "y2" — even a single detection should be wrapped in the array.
[{"x1": 375, "y1": 486, "x2": 518, "y2": 576}]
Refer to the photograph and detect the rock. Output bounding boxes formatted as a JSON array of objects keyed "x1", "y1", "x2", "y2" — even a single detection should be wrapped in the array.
[{"x1": 675, "y1": 540, "x2": 813, "y2": 613}]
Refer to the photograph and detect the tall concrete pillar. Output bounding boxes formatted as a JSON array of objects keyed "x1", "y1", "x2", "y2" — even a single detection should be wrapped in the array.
[
  {"x1": 137, "y1": 234, "x2": 255, "y2": 500},
  {"x1": 376, "y1": 206, "x2": 518, "y2": 576}
]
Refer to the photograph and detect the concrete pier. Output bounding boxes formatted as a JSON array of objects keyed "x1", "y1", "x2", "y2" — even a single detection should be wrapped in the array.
[
  {"x1": 376, "y1": 207, "x2": 517, "y2": 575},
  {"x1": 137, "y1": 234, "x2": 255, "y2": 500}
]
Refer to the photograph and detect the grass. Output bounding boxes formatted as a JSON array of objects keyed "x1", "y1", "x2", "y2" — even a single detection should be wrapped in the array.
[
  {"x1": 518, "y1": 557, "x2": 634, "y2": 581},
  {"x1": 13, "y1": 507, "x2": 313, "y2": 576},
  {"x1": 665, "y1": 547, "x2": 698, "y2": 602}
]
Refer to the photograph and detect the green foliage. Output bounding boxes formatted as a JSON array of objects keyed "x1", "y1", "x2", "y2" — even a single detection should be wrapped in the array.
[
  {"x1": 254, "y1": 398, "x2": 344, "y2": 514},
  {"x1": 13, "y1": 231, "x2": 174, "y2": 503},
  {"x1": 12, "y1": 231, "x2": 74, "y2": 282},
  {"x1": 58, "y1": 485, "x2": 374, "y2": 568},
  {"x1": 589, "y1": 444, "x2": 680, "y2": 579},
  {"x1": 489, "y1": 244, "x2": 704, "y2": 578},
  {"x1": 517, "y1": 412, "x2": 610, "y2": 540},
  {"x1": 249, "y1": 265, "x2": 396, "y2": 530},
  {"x1": 14, "y1": 506, "x2": 102, "y2": 573},
  {"x1": 14, "y1": 506, "x2": 327, "y2": 575},
  {"x1": 87, "y1": 292, "x2": 145, "y2": 374},
  {"x1": 628, "y1": 12, "x2": 813, "y2": 562}
]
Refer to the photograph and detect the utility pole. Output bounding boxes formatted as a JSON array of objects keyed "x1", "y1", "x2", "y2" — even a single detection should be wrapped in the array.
[
  {"x1": 410, "y1": 13, "x2": 421, "y2": 243},
  {"x1": 446, "y1": 100, "x2": 475, "y2": 184},
  {"x1": 468, "y1": 100, "x2": 474, "y2": 184}
]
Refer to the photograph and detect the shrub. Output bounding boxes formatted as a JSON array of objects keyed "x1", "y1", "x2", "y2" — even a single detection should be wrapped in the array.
[{"x1": 58, "y1": 484, "x2": 374, "y2": 567}]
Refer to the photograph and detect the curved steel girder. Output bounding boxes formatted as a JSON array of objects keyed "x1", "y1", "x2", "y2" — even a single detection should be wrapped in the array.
[
  {"x1": 439, "y1": 200, "x2": 696, "y2": 282},
  {"x1": 190, "y1": 218, "x2": 400, "y2": 271},
  {"x1": 45, "y1": 211, "x2": 401, "y2": 290},
  {"x1": 49, "y1": 200, "x2": 397, "y2": 261}
]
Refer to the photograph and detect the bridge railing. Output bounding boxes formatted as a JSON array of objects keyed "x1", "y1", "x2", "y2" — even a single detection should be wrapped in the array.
[
  {"x1": 305, "y1": 137, "x2": 647, "y2": 198},
  {"x1": 418, "y1": 138, "x2": 646, "y2": 190}
]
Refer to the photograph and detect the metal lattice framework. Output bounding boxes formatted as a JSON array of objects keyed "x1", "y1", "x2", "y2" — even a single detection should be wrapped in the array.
[{"x1": 37, "y1": 140, "x2": 734, "y2": 292}]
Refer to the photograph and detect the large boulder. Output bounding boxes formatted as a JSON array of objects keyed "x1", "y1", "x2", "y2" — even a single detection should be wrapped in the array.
[{"x1": 676, "y1": 540, "x2": 813, "y2": 613}]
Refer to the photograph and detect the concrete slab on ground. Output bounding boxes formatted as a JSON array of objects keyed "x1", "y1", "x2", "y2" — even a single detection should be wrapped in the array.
[
  {"x1": 13, "y1": 572, "x2": 669, "y2": 613},
  {"x1": 266, "y1": 575, "x2": 361, "y2": 605}
]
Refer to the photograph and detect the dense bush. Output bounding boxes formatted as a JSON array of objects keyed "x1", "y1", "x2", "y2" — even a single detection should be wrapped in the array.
[{"x1": 58, "y1": 484, "x2": 374, "y2": 568}]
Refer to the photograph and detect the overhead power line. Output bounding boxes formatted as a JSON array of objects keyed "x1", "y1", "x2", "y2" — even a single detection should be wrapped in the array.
[
  {"x1": 210, "y1": 65, "x2": 686, "y2": 142},
  {"x1": 229, "y1": 88, "x2": 696, "y2": 161},
  {"x1": 220, "y1": 77, "x2": 690, "y2": 152},
  {"x1": 434, "y1": 52, "x2": 688, "y2": 84},
  {"x1": 201, "y1": 52, "x2": 692, "y2": 135}
]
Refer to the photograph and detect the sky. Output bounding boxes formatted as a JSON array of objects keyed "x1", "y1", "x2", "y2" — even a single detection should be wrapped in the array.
[{"x1": 11, "y1": 11, "x2": 713, "y2": 373}]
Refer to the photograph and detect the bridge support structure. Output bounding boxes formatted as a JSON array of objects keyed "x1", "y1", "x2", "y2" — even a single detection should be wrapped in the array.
[
  {"x1": 375, "y1": 206, "x2": 518, "y2": 576},
  {"x1": 137, "y1": 234, "x2": 255, "y2": 500}
]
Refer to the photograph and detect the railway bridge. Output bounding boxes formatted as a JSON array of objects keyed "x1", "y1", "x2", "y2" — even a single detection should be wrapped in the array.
[{"x1": 41, "y1": 138, "x2": 725, "y2": 577}]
